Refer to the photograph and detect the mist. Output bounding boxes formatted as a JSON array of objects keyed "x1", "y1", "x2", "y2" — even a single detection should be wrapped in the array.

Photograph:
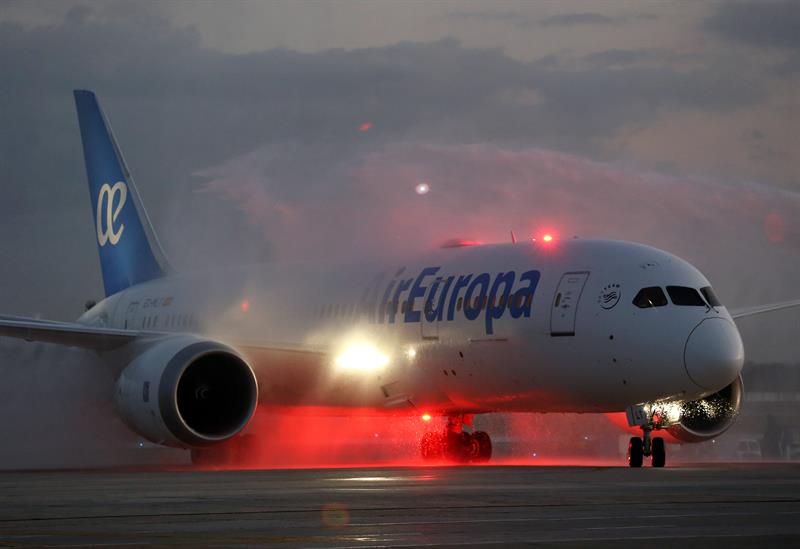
[
  {"x1": 189, "y1": 140, "x2": 800, "y2": 364},
  {"x1": 1, "y1": 1, "x2": 799, "y2": 469}
]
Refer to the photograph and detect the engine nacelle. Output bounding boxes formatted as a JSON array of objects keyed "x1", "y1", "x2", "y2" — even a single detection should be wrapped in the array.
[
  {"x1": 667, "y1": 375, "x2": 743, "y2": 443},
  {"x1": 114, "y1": 336, "x2": 258, "y2": 448}
]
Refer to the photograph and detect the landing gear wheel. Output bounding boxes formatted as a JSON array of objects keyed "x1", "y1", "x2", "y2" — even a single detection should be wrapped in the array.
[
  {"x1": 473, "y1": 431, "x2": 492, "y2": 463},
  {"x1": 445, "y1": 432, "x2": 473, "y2": 462},
  {"x1": 628, "y1": 436, "x2": 643, "y2": 468},
  {"x1": 419, "y1": 414, "x2": 494, "y2": 464},
  {"x1": 651, "y1": 437, "x2": 666, "y2": 468}
]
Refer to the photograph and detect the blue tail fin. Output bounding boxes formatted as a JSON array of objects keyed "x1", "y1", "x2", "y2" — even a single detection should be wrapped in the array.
[{"x1": 74, "y1": 90, "x2": 170, "y2": 297}]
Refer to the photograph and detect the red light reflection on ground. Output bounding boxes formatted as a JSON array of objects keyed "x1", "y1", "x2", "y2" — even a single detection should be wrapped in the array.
[{"x1": 195, "y1": 409, "x2": 627, "y2": 471}]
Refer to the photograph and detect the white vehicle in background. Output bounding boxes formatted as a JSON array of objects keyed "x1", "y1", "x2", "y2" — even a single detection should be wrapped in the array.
[{"x1": 736, "y1": 439, "x2": 762, "y2": 461}]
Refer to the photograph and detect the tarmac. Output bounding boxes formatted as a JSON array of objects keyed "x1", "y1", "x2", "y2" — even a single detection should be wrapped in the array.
[{"x1": 1, "y1": 463, "x2": 799, "y2": 548}]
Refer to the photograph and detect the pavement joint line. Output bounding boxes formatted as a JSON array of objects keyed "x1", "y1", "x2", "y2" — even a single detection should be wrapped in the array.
[
  {"x1": 2, "y1": 496, "x2": 799, "y2": 524},
  {"x1": 346, "y1": 509, "x2": 784, "y2": 527}
]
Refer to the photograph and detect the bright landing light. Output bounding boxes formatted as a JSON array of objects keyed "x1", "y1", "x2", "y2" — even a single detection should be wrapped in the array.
[
  {"x1": 334, "y1": 344, "x2": 389, "y2": 372},
  {"x1": 542, "y1": 234, "x2": 553, "y2": 242}
]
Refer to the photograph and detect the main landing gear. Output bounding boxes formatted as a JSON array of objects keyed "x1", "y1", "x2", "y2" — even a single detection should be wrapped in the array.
[
  {"x1": 420, "y1": 414, "x2": 492, "y2": 463},
  {"x1": 627, "y1": 426, "x2": 666, "y2": 468}
]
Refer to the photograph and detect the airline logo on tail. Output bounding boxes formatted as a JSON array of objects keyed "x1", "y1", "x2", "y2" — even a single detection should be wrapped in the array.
[{"x1": 97, "y1": 181, "x2": 127, "y2": 246}]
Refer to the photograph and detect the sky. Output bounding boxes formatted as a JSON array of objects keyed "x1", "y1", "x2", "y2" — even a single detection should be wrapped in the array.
[{"x1": 1, "y1": 0, "x2": 799, "y2": 362}]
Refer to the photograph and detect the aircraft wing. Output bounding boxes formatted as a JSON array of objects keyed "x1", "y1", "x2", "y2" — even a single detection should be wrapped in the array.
[
  {"x1": 729, "y1": 299, "x2": 800, "y2": 320},
  {"x1": 0, "y1": 316, "x2": 327, "y2": 358},
  {"x1": 0, "y1": 316, "x2": 141, "y2": 351}
]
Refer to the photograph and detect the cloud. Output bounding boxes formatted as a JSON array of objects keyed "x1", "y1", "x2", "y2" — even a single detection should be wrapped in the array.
[
  {"x1": 0, "y1": 4, "x2": 799, "y2": 469},
  {"x1": 583, "y1": 49, "x2": 701, "y2": 68},
  {"x1": 772, "y1": 52, "x2": 800, "y2": 75},
  {"x1": 539, "y1": 12, "x2": 621, "y2": 27},
  {"x1": 198, "y1": 138, "x2": 800, "y2": 362},
  {"x1": 448, "y1": 9, "x2": 537, "y2": 28},
  {"x1": 450, "y1": 10, "x2": 656, "y2": 29},
  {"x1": 0, "y1": 7, "x2": 786, "y2": 327},
  {"x1": 203, "y1": 140, "x2": 800, "y2": 258},
  {"x1": 705, "y1": 0, "x2": 800, "y2": 50}
]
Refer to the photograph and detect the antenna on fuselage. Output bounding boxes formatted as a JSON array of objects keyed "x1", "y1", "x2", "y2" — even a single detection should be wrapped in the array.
[{"x1": 510, "y1": 230, "x2": 517, "y2": 244}]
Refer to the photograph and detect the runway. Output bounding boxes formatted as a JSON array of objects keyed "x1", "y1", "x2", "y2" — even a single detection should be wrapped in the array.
[{"x1": 1, "y1": 464, "x2": 799, "y2": 547}]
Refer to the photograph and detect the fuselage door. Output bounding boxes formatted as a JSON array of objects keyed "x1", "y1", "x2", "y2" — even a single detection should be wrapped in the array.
[
  {"x1": 550, "y1": 271, "x2": 590, "y2": 336},
  {"x1": 123, "y1": 299, "x2": 140, "y2": 330}
]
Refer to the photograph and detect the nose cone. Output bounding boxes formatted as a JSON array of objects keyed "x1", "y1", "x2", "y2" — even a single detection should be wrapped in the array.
[{"x1": 684, "y1": 318, "x2": 744, "y2": 391}]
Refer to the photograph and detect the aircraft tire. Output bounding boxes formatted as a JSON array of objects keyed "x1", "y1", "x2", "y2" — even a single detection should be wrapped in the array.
[
  {"x1": 651, "y1": 437, "x2": 666, "y2": 468},
  {"x1": 473, "y1": 431, "x2": 492, "y2": 463},
  {"x1": 628, "y1": 436, "x2": 644, "y2": 468}
]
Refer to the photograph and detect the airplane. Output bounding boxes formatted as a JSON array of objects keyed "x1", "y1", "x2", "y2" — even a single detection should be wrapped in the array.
[{"x1": 2, "y1": 90, "x2": 799, "y2": 468}]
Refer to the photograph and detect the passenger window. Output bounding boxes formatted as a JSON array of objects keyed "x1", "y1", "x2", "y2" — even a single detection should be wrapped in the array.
[
  {"x1": 700, "y1": 286, "x2": 722, "y2": 307},
  {"x1": 666, "y1": 286, "x2": 706, "y2": 307},
  {"x1": 457, "y1": 297, "x2": 463, "y2": 311},
  {"x1": 632, "y1": 287, "x2": 668, "y2": 308}
]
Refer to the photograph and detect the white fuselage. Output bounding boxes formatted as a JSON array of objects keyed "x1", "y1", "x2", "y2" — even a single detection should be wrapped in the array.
[{"x1": 80, "y1": 238, "x2": 744, "y2": 416}]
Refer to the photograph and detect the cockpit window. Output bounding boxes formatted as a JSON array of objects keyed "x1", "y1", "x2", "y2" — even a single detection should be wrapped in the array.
[
  {"x1": 666, "y1": 286, "x2": 706, "y2": 306},
  {"x1": 700, "y1": 286, "x2": 722, "y2": 307},
  {"x1": 633, "y1": 287, "x2": 668, "y2": 308}
]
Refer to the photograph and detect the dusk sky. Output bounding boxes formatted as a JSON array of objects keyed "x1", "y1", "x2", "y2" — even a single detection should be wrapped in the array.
[{"x1": 1, "y1": 0, "x2": 799, "y2": 361}]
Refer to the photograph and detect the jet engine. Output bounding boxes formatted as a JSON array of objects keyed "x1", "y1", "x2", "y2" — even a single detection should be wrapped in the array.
[
  {"x1": 114, "y1": 335, "x2": 258, "y2": 448},
  {"x1": 666, "y1": 375, "x2": 743, "y2": 443}
]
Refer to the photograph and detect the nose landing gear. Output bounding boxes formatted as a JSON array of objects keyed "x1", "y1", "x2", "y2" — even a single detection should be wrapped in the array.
[
  {"x1": 627, "y1": 426, "x2": 666, "y2": 468},
  {"x1": 625, "y1": 403, "x2": 668, "y2": 468},
  {"x1": 420, "y1": 414, "x2": 492, "y2": 463}
]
